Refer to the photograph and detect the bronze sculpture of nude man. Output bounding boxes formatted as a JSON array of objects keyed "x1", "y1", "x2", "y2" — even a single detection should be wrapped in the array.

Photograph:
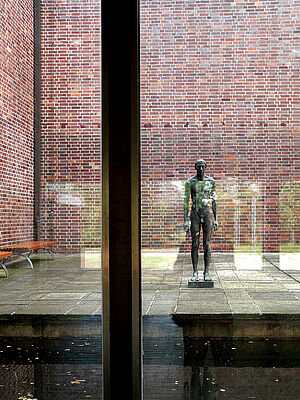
[{"x1": 184, "y1": 159, "x2": 218, "y2": 284}]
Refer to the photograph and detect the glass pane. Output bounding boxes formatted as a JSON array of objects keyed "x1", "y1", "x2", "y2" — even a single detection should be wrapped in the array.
[
  {"x1": 40, "y1": 0, "x2": 101, "y2": 308},
  {"x1": 141, "y1": 0, "x2": 299, "y2": 397},
  {"x1": 0, "y1": 0, "x2": 102, "y2": 397}
]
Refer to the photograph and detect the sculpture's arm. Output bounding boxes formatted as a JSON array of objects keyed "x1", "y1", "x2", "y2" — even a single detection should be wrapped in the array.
[
  {"x1": 211, "y1": 181, "x2": 219, "y2": 231},
  {"x1": 212, "y1": 199, "x2": 218, "y2": 230},
  {"x1": 183, "y1": 181, "x2": 190, "y2": 231}
]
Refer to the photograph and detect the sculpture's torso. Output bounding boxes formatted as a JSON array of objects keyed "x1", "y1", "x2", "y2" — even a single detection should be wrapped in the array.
[{"x1": 186, "y1": 175, "x2": 217, "y2": 212}]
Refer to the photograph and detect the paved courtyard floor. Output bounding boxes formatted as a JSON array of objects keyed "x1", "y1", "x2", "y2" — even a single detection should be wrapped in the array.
[
  {"x1": 0, "y1": 251, "x2": 299, "y2": 317},
  {"x1": 143, "y1": 252, "x2": 300, "y2": 317},
  {"x1": 0, "y1": 254, "x2": 102, "y2": 316}
]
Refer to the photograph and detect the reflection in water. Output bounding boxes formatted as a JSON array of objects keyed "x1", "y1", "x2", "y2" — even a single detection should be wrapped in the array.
[
  {"x1": 0, "y1": 338, "x2": 102, "y2": 400},
  {"x1": 185, "y1": 343, "x2": 219, "y2": 400},
  {"x1": 182, "y1": 338, "x2": 300, "y2": 400},
  {"x1": 142, "y1": 317, "x2": 300, "y2": 399},
  {"x1": 0, "y1": 364, "x2": 101, "y2": 400},
  {"x1": 0, "y1": 321, "x2": 299, "y2": 399}
]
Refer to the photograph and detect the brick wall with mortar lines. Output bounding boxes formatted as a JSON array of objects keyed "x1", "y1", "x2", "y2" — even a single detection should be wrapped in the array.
[
  {"x1": 0, "y1": 0, "x2": 34, "y2": 247},
  {"x1": 38, "y1": 0, "x2": 299, "y2": 253},
  {"x1": 140, "y1": 0, "x2": 299, "y2": 252},
  {"x1": 40, "y1": 0, "x2": 101, "y2": 252}
]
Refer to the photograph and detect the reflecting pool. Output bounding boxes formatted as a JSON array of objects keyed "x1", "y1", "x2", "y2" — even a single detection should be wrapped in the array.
[
  {"x1": 143, "y1": 316, "x2": 300, "y2": 400},
  {"x1": 0, "y1": 338, "x2": 102, "y2": 400},
  {"x1": 0, "y1": 317, "x2": 299, "y2": 399}
]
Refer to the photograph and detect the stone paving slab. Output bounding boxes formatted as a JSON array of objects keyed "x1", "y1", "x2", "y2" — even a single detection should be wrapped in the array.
[
  {"x1": 142, "y1": 252, "x2": 300, "y2": 318},
  {"x1": 0, "y1": 254, "x2": 102, "y2": 316},
  {"x1": 0, "y1": 251, "x2": 299, "y2": 320}
]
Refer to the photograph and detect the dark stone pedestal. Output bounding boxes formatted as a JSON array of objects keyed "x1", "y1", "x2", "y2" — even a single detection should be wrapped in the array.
[{"x1": 188, "y1": 279, "x2": 214, "y2": 288}]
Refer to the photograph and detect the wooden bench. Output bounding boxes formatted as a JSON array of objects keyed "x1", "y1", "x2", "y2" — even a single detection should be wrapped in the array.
[
  {"x1": 0, "y1": 251, "x2": 13, "y2": 278},
  {"x1": 0, "y1": 241, "x2": 56, "y2": 278}
]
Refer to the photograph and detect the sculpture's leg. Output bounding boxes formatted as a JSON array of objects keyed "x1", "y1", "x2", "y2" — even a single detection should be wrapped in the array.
[
  {"x1": 203, "y1": 241, "x2": 211, "y2": 280},
  {"x1": 191, "y1": 236, "x2": 200, "y2": 275},
  {"x1": 202, "y1": 209, "x2": 213, "y2": 281},
  {"x1": 190, "y1": 210, "x2": 200, "y2": 280}
]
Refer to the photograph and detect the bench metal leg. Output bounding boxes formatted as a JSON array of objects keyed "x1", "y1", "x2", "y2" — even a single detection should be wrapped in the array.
[
  {"x1": 28, "y1": 248, "x2": 55, "y2": 261},
  {"x1": 19, "y1": 254, "x2": 34, "y2": 269},
  {"x1": 28, "y1": 250, "x2": 35, "y2": 258},
  {"x1": 43, "y1": 248, "x2": 55, "y2": 260},
  {"x1": 0, "y1": 262, "x2": 9, "y2": 278}
]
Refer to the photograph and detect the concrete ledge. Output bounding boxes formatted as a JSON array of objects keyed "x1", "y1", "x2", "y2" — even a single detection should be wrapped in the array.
[
  {"x1": 0, "y1": 314, "x2": 102, "y2": 338},
  {"x1": 172, "y1": 313, "x2": 300, "y2": 339}
]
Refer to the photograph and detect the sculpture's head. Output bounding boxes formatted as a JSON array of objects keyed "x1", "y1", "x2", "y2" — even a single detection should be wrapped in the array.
[{"x1": 195, "y1": 159, "x2": 206, "y2": 180}]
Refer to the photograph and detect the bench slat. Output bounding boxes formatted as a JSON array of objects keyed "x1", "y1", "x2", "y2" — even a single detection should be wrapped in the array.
[
  {"x1": 0, "y1": 241, "x2": 56, "y2": 278},
  {"x1": 0, "y1": 241, "x2": 56, "y2": 252},
  {"x1": 0, "y1": 251, "x2": 12, "y2": 259}
]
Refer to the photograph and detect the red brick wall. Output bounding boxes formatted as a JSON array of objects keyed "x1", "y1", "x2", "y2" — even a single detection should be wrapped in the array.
[
  {"x1": 0, "y1": 0, "x2": 34, "y2": 246},
  {"x1": 38, "y1": 1, "x2": 298, "y2": 253},
  {"x1": 40, "y1": 0, "x2": 101, "y2": 252},
  {"x1": 140, "y1": 0, "x2": 299, "y2": 252}
]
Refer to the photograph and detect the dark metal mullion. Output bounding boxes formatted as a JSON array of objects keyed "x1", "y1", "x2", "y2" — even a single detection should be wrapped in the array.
[
  {"x1": 102, "y1": 1, "x2": 141, "y2": 399},
  {"x1": 131, "y1": 1, "x2": 142, "y2": 397}
]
